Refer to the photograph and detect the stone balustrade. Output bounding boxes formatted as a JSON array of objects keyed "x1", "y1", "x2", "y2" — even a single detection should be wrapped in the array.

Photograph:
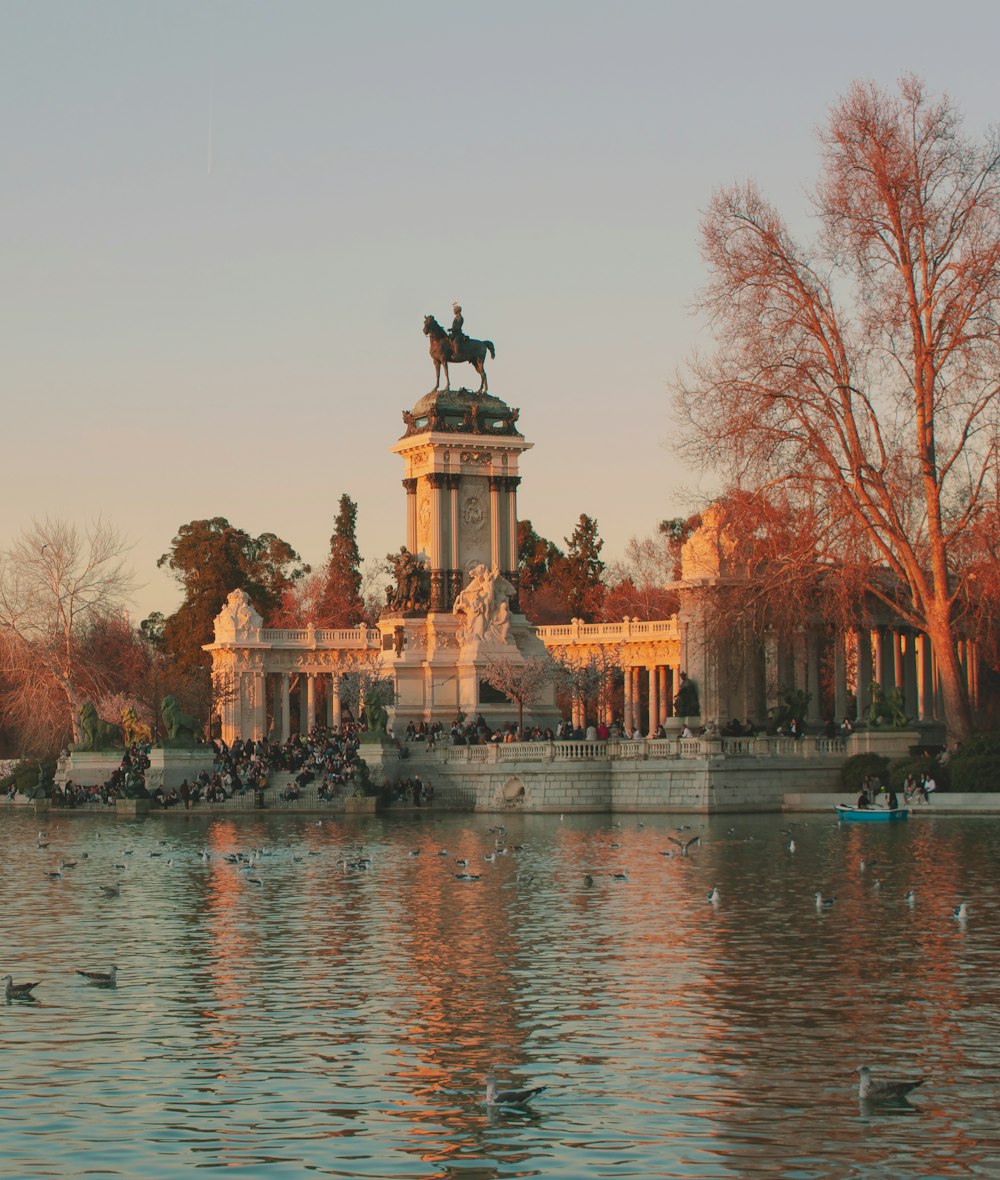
[{"x1": 413, "y1": 735, "x2": 850, "y2": 765}]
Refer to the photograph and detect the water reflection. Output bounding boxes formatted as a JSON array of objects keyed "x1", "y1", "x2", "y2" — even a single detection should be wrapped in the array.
[{"x1": 2, "y1": 808, "x2": 999, "y2": 1177}]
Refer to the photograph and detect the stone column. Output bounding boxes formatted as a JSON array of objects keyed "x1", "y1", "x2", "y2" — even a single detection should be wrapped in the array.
[
  {"x1": 893, "y1": 631, "x2": 905, "y2": 698},
  {"x1": 298, "y1": 676, "x2": 309, "y2": 737},
  {"x1": 833, "y1": 632, "x2": 848, "y2": 722},
  {"x1": 504, "y1": 476, "x2": 520, "y2": 577},
  {"x1": 331, "y1": 674, "x2": 342, "y2": 728},
  {"x1": 488, "y1": 475, "x2": 502, "y2": 570},
  {"x1": 665, "y1": 666, "x2": 675, "y2": 718},
  {"x1": 426, "y1": 473, "x2": 446, "y2": 610},
  {"x1": 305, "y1": 673, "x2": 316, "y2": 735},
  {"x1": 658, "y1": 666, "x2": 669, "y2": 726},
  {"x1": 856, "y1": 629, "x2": 872, "y2": 723},
  {"x1": 633, "y1": 667, "x2": 643, "y2": 734},
  {"x1": 448, "y1": 475, "x2": 460, "y2": 595},
  {"x1": 280, "y1": 674, "x2": 291, "y2": 743},
  {"x1": 902, "y1": 631, "x2": 918, "y2": 718},
  {"x1": 872, "y1": 628, "x2": 886, "y2": 689},
  {"x1": 402, "y1": 478, "x2": 417, "y2": 554},
  {"x1": 623, "y1": 665, "x2": 634, "y2": 735},
  {"x1": 647, "y1": 667, "x2": 658, "y2": 735},
  {"x1": 252, "y1": 671, "x2": 266, "y2": 741}
]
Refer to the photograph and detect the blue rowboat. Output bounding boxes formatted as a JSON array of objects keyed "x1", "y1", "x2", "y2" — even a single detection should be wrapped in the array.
[{"x1": 835, "y1": 804, "x2": 909, "y2": 822}]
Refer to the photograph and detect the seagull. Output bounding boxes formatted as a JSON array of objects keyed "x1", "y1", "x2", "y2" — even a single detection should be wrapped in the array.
[
  {"x1": 610, "y1": 871, "x2": 629, "y2": 881},
  {"x1": 60, "y1": 859, "x2": 77, "y2": 869},
  {"x1": 99, "y1": 883, "x2": 121, "y2": 898},
  {"x1": 485, "y1": 1068, "x2": 547, "y2": 1107},
  {"x1": 583, "y1": 874, "x2": 594, "y2": 887},
  {"x1": 4, "y1": 975, "x2": 40, "y2": 1001},
  {"x1": 668, "y1": 835, "x2": 701, "y2": 856},
  {"x1": 408, "y1": 849, "x2": 421, "y2": 857},
  {"x1": 904, "y1": 890, "x2": 916, "y2": 905},
  {"x1": 789, "y1": 839, "x2": 796, "y2": 854},
  {"x1": 953, "y1": 902, "x2": 969, "y2": 921},
  {"x1": 871, "y1": 879, "x2": 882, "y2": 892},
  {"x1": 815, "y1": 892, "x2": 836, "y2": 911},
  {"x1": 77, "y1": 965, "x2": 117, "y2": 987},
  {"x1": 857, "y1": 1065, "x2": 924, "y2": 1102},
  {"x1": 484, "y1": 852, "x2": 496, "y2": 862},
  {"x1": 36, "y1": 838, "x2": 50, "y2": 849},
  {"x1": 437, "y1": 850, "x2": 450, "y2": 857},
  {"x1": 455, "y1": 858, "x2": 469, "y2": 867},
  {"x1": 454, "y1": 872, "x2": 481, "y2": 881},
  {"x1": 44, "y1": 865, "x2": 63, "y2": 879},
  {"x1": 707, "y1": 886, "x2": 721, "y2": 905}
]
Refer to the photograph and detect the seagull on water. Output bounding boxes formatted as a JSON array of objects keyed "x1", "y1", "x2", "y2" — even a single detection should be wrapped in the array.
[
  {"x1": 707, "y1": 886, "x2": 721, "y2": 905},
  {"x1": 815, "y1": 892, "x2": 836, "y2": 911},
  {"x1": 788, "y1": 839, "x2": 796, "y2": 854},
  {"x1": 953, "y1": 902, "x2": 969, "y2": 921},
  {"x1": 610, "y1": 871, "x2": 629, "y2": 881},
  {"x1": 99, "y1": 883, "x2": 121, "y2": 898},
  {"x1": 454, "y1": 872, "x2": 481, "y2": 881},
  {"x1": 583, "y1": 874, "x2": 594, "y2": 887},
  {"x1": 857, "y1": 1065, "x2": 924, "y2": 1102},
  {"x1": 904, "y1": 890, "x2": 916, "y2": 905},
  {"x1": 77, "y1": 965, "x2": 117, "y2": 987},
  {"x1": 485, "y1": 1068, "x2": 547, "y2": 1107},
  {"x1": 4, "y1": 975, "x2": 40, "y2": 1001}
]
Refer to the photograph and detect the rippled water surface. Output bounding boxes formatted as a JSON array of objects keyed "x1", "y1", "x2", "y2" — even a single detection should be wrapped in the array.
[{"x1": 2, "y1": 806, "x2": 999, "y2": 1178}]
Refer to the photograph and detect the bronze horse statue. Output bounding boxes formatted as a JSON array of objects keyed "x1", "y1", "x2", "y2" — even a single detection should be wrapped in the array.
[{"x1": 423, "y1": 315, "x2": 495, "y2": 394}]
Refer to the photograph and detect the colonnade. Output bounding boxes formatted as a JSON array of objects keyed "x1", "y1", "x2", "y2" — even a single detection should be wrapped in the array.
[{"x1": 402, "y1": 472, "x2": 520, "y2": 611}]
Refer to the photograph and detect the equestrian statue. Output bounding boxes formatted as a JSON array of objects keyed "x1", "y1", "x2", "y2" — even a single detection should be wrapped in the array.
[{"x1": 423, "y1": 302, "x2": 495, "y2": 393}]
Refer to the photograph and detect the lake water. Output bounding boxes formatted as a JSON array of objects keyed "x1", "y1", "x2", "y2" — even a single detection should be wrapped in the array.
[{"x1": 2, "y1": 806, "x2": 999, "y2": 1179}]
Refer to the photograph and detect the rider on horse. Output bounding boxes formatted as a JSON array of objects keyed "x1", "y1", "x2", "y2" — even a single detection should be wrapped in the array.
[{"x1": 449, "y1": 302, "x2": 467, "y2": 361}]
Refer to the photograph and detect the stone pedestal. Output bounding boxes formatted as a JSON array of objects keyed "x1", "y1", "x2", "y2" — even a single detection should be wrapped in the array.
[
  {"x1": 58, "y1": 751, "x2": 124, "y2": 787},
  {"x1": 116, "y1": 798, "x2": 152, "y2": 818},
  {"x1": 146, "y1": 748, "x2": 216, "y2": 793},
  {"x1": 846, "y1": 729, "x2": 920, "y2": 759},
  {"x1": 344, "y1": 796, "x2": 378, "y2": 815}
]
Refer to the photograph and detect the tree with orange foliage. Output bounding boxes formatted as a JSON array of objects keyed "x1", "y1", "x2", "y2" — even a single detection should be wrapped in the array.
[{"x1": 676, "y1": 77, "x2": 1000, "y2": 743}]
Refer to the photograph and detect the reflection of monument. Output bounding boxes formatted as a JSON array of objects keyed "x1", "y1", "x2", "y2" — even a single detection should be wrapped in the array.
[{"x1": 383, "y1": 382, "x2": 558, "y2": 730}]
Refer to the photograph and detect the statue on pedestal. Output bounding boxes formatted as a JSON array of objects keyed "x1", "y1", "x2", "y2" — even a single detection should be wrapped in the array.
[
  {"x1": 386, "y1": 547, "x2": 431, "y2": 613},
  {"x1": 673, "y1": 671, "x2": 700, "y2": 718},
  {"x1": 160, "y1": 695, "x2": 203, "y2": 747},
  {"x1": 423, "y1": 310, "x2": 496, "y2": 393},
  {"x1": 72, "y1": 702, "x2": 124, "y2": 751}
]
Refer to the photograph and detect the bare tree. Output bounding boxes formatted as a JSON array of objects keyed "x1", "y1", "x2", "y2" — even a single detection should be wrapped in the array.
[
  {"x1": 481, "y1": 654, "x2": 554, "y2": 736},
  {"x1": 0, "y1": 518, "x2": 136, "y2": 747},
  {"x1": 676, "y1": 77, "x2": 1000, "y2": 742}
]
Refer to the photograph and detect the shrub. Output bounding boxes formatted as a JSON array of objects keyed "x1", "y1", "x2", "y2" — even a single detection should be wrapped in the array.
[
  {"x1": 949, "y1": 732, "x2": 1000, "y2": 793},
  {"x1": 840, "y1": 752, "x2": 890, "y2": 791},
  {"x1": 0, "y1": 759, "x2": 55, "y2": 797}
]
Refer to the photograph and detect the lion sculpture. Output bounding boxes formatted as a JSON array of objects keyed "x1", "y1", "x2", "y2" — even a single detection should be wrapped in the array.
[
  {"x1": 73, "y1": 702, "x2": 124, "y2": 751},
  {"x1": 160, "y1": 694, "x2": 203, "y2": 746},
  {"x1": 121, "y1": 705, "x2": 152, "y2": 747}
]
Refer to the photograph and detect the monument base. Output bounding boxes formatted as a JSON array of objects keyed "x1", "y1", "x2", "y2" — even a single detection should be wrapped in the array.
[
  {"x1": 146, "y1": 747, "x2": 216, "y2": 793},
  {"x1": 58, "y1": 751, "x2": 123, "y2": 788},
  {"x1": 116, "y1": 798, "x2": 152, "y2": 818}
]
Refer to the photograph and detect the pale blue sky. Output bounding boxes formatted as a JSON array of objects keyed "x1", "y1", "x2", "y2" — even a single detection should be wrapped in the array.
[{"x1": 4, "y1": 1, "x2": 998, "y2": 619}]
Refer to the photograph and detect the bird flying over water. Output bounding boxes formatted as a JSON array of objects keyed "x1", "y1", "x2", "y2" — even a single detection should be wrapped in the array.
[
  {"x1": 668, "y1": 835, "x2": 701, "y2": 856},
  {"x1": 485, "y1": 1068, "x2": 547, "y2": 1107},
  {"x1": 857, "y1": 1064, "x2": 924, "y2": 1102}
]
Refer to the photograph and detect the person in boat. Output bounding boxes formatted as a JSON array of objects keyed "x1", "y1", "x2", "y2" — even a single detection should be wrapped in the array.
[
  {"x1": 886, "y1": 786, "x2": 899, "y2": 810},
  {"x1": 856, "y1": 789, "x2": 869, "y2": 809}
]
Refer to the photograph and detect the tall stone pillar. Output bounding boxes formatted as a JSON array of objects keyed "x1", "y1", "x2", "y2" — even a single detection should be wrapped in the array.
[
  {"x1": 872, "y1": 628, "x2": 886, "y2": 689},
  {"x1": 833, "y1": 632, "x2": 848, "y2": 721},
  {"x1": 893, "y1": 631, "x2": 905, "y2": 697},
  {"x1": 647, "y1": 666, "x2": 658, "y2": 736},
  {"x1": 623, "y1": 665, "x2": 634, "y2": 734},
  {"x1": 306, "y1": 673, "x2": 316, "y2": 735},
  {"x1": 504, "y1": 476, "x2": 520, "y2": 577},
  {"x1": 856, "y1": 629, "x2": 872, "y2": 723},
  {"x1": 488, "y1": 475, "x2": 502, "y2": 570},
  {"x1": 402, "y1": 478, "x2": 418, "y2": 553},
  {"x1": 252, "y1": 671, "x2": 266, "y2": 741},
  {"x1": 915, "y1": 633, "x2": 931, "y2": 720},
  {"x1": 902, "y1": 631, "x2": 918, "y2": 718},
  {"x1": 658, "y1": 666, "x2": 669, "y2": 726},
  {"x1": 426, "y1": 472, "x2": 446, "y2": 610},
  {"x1": 331, "y1": 674, "x2": 342, "y2": 728},
  {"x1": 280, "y1": 674, "x2": 291, "y2": 743}
]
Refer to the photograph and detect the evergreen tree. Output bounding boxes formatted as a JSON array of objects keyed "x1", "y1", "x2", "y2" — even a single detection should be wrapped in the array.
[
  {"x1": 316, "y1": 494, "x2": 365, "y2": 627},
  {"x1": 561, "y1": 514, "x2": 606, "y2": 622}
]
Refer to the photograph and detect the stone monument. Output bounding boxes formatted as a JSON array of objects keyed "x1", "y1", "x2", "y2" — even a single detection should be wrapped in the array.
[{"x1": 380, "y1": 314, "x2": 559, "y2": 732}]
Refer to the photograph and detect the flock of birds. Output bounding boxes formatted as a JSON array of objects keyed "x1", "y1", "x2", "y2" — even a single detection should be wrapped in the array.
[{"x1": 13, "y1": 816, "x2": 960, "y2": 1109}]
